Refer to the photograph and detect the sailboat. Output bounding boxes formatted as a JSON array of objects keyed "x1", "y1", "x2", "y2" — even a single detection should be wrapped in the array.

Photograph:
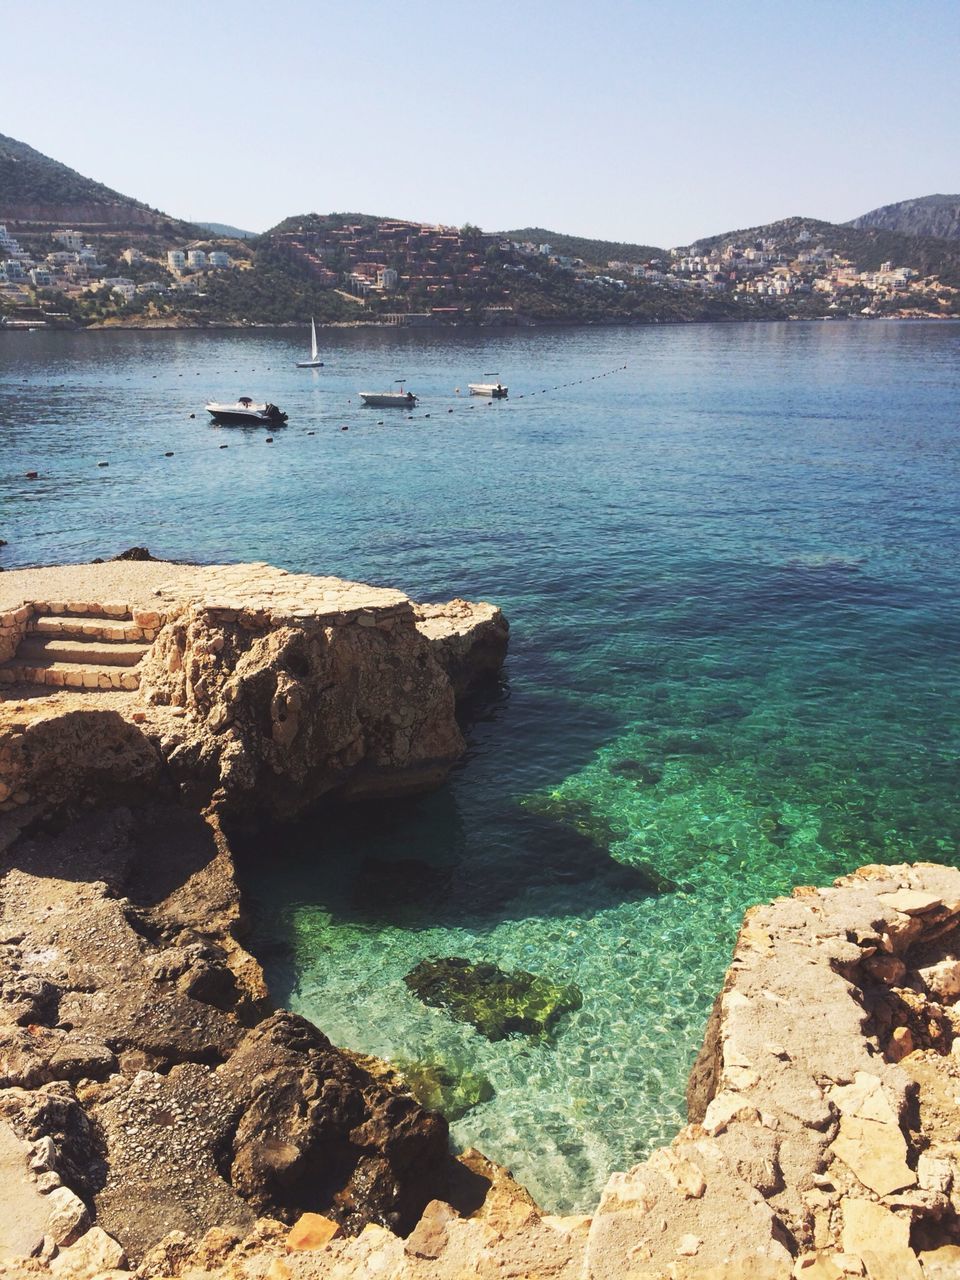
[{"x1": 296, "y1": 317, "x2": 324, "y2": 368}]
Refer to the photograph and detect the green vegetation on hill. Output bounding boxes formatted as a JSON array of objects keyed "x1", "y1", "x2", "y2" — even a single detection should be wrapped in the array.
[
  {"x1": 190, "y1": 245, "x2": 359, "y2": 324},
  {"x1": 0, "y1": 132, "x2": 138, "y2": 208},
  {"x1": 268, "y1": 211, "x2": 393, "y2": 236},
  {"x1": 502, "y1": 227, "x2": 666, "y2": 265}
]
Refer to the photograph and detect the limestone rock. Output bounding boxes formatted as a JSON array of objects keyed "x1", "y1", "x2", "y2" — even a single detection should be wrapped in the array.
[
  {"x1": 44, "y1": 1187, "x2": 89, "y2": 1247},
  {"x1": 49, "y1": 1226, "x2": 126, "y2": 1278}
]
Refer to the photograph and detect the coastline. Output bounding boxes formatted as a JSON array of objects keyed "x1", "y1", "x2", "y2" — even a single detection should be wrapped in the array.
[{"x1": 1, "y1": 562, "x2": 960, "y2": 1275}]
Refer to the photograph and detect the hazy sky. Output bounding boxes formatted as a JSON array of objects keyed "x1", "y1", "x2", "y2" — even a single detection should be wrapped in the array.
[{"x1": 5, "y1": 0, "x2": 958, "y2": 245}]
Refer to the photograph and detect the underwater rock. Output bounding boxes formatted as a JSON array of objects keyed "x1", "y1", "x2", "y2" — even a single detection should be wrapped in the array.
[
  {"x1": 397, "y1": 1059, "x2": 495, "y2": 1121},
  {"x1": 519, "y1": 799, "x2": 677, "y2": 896},
  {"x1": 700, "y1": 701, "x2": 748, "y2": 723},
  {"x1": 610, "y1": 757, "x2": 664, "y2": 785},
  {"x1": 404, "y1": 957, "x2": 583, "y2": 1041}
]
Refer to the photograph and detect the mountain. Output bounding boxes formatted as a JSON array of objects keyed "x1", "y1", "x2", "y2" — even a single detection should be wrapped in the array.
[
  {"x1": 688, "y1": 214, "x2": 960, "y2": 286},
  {"x1": 0, "y1": 132, "x2": 193, "y2": 236},
  {"x1": 847, "y1": 194, "x2": 960, "y2": 240},
  {"x1": 501, "y1": 226, "x2": 665, "y2": 264},
  {"x1": 195, "y1": 221, "x2": 258, "y2": 240}
]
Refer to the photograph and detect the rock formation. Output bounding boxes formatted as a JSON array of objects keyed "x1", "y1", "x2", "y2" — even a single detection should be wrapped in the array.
[
  {"x1": 5, "y1": 563, "x2": 960, "y2": 1277},
  {"x1": 0, "y1": 561, "x2": 509, "y2": 825}
]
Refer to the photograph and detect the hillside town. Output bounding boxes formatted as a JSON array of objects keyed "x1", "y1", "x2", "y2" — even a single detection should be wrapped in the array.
[
  {"x1": 0, "y1": 224, "x2": 241, "y2": 324},
  {"x1": 1, "y1": 212, "x2": 956, "y2": 328}
]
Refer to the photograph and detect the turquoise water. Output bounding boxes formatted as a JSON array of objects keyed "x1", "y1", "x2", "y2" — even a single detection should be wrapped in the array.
[{"x1": 3, "y1": 321, "x2": 960, "y2": 1209}]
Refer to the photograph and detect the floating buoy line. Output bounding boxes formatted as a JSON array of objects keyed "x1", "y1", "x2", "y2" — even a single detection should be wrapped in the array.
[{"x1": 16, "y1": 363, "x2": 629, "y2": 478}]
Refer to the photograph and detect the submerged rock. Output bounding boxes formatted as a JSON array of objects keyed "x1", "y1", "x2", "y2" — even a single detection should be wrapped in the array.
[
  {"x1": 610, "y1": 757, "x2": 664, "y2": 785},
  {"x1": 404, "y1": 957, "x2": 582, "y2": 1041},
  {"x1": 396, "y1": 1059, "x2": 495, "y2": 1121}
]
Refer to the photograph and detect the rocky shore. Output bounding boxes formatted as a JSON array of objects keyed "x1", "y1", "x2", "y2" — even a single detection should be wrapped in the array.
[{"x1": 2, "y1": 563, "x2": 960, "y2": 1277}]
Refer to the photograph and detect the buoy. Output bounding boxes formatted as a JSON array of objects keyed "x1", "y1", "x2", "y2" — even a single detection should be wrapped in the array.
[
  {"x1": 306, "y1": 430, "x2": 315, "y2": 436},
  {"x1": 424, "y1": 414, "x2": 431, "y2": 419},
  {"x1": 97, "y1": 461, "x2": 109, "y2": 467},
  {"x1": 25, "y1": 471, "x2": 38, "y2": 479},
  {"x1": 189, "y1": 413, "x2": 195, "y2": 419},
  {"x1": 448, "y1": 408, "x2": 453, "y2": 413},
  {"x1": 219, "y1": 444, "x2": 228, "y2": 449},
  {"x1": 340, "y1": 426, "x2": 348, "y2": 432},
  {"x1": 164, "y1": 451, "x2": 174, "y2": 457},
  {"x1": 265, "y1": 437, "x2": 273, "y2": 443}
]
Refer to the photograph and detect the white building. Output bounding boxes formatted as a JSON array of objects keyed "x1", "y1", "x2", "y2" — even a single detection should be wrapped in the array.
[
  {"x1": 207, "y1": 250, "x2": 230, "y2": 268},
  {"x1": 30, "y1": 267, "x2": 53, "y2": 287},
  {"x1": 3, "y1": 260, "x2": 25, "y2": 280},
  {"x1": 112, "y1": 282, "x2": 136, "y2": 303},
  {"x1": 377, "y1": 266, "x2": 398, "y2": 290},
  {"x1": 122, "y1": 248, "x2": 144, "y2": 265},
  {"x1": 186, "y1": 249, "x2": 207, "y2": 269},
  {"x1": 167, "y1": 250, "x2": 186, "y2": 272},
  {"x1": 54, "y1": 230, "x2": 85, "y2": 251}
]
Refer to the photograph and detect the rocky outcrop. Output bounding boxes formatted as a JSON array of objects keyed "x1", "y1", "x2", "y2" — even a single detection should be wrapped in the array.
[
  {"x1": 0, "y1": 562, "x2": 509, "y2": 825},
  {"x1": 0, "y1": 804, "x2": 484, "y2": 1269}
]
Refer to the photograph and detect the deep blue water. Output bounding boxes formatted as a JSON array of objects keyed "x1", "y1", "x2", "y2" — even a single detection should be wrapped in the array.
[{"x1": 3, "y1": 320, "x2": 960, "y2": 1209}]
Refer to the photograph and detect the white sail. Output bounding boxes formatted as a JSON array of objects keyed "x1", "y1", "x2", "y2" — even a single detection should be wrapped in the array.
[{"x1": 310, "y1": 317, "x2": 318, "y2": 362}]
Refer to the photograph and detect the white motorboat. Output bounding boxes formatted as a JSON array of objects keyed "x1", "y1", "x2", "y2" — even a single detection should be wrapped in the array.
[
  {"x1": 296, "y1": 317, "x2": 324, "y2": 368},
  {"x1": 468, "y1": 382, "x2": 508, "y2": 398},
  {"x1": 359, "y1": 390, "x2": 418, "y2": 408},
  {"x1": 205, "y1": 397, "x2": 288, "y2": 425}
]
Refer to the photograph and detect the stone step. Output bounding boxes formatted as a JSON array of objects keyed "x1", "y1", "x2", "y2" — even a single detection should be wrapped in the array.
[
  {"x1": 16, "y1": 637, "x2": 151, "y2": 668},
  {"x1": 0, "y1": 660, "x2": 140, "y2": 691},
  {"x1": 32, "y1": 602, "x2": 133, "y2": 621},
  {"x1": 26, "y1": 614, "x2": 156, "y2": 643}
]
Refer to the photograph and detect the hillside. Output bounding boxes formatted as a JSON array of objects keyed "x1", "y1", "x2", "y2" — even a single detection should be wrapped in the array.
[
  {"x1": 847, "y1": 194, "x2": 960, "y2": 240},
  {"x1": 502, "y1": 226, "x2": 665, "y2": 265},
  {"x1": 689, "y1": 214, "x2": 960, "y2": 286},
  {"x1": 0, "y1": 132, "x2": 194, "y2": 237},
  {"x1": 195, "y1": 221, "x2": 258, "y2": 240}
]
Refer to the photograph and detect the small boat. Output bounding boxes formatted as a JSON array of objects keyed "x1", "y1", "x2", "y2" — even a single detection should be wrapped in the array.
[
  {"x1": 205, "y1": 397, "x2": 288, "y2": 425},
  {"x1": 359, "y1": 390, "x2": 418, "y2": 408},
  {"x1": 468, "y1": 382, "x2": 508, "y2": 398},
  {"x1": 296, "y1": 317, "x2": 324, "y2": 368}
]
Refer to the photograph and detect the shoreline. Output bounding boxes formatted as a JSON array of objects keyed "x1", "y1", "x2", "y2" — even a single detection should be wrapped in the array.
[
  {"x1": 1, "y1": 562, "x2": 960, "y2": 1275},
  {"x1": 4, "y1": 313, "x2": 958, "y2": 336}
]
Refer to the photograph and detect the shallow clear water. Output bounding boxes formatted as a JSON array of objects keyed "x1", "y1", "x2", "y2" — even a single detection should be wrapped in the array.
[{"x1": 3, "y1": 320, "x2": 960, "y2": 1210}]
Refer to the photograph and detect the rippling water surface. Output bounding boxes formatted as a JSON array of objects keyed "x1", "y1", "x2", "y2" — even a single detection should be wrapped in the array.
[{"x1": 3, "y1": 320, "x2": 960, "y2": 1209}]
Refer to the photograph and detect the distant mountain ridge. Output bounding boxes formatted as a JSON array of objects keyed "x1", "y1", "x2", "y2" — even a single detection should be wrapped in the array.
[
  {"x1": 195, "y1": 221, "x2": 258, "y2": 240},
  {"x1": 846, "y1": 194, "x2": 960, "y2": 240},
  {"x1": 0, "y1": 132, "x2": 194, "y2": 236}
]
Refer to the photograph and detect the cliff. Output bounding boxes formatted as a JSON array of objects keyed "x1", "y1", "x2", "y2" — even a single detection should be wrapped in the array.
[{"x1": 848, "y1": 194, "x2": 960, "y2": 241}]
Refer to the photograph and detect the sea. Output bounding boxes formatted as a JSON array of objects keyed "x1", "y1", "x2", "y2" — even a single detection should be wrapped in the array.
[{"x1": 2, "y1": 319, "x2": 959, "y2": 1211}]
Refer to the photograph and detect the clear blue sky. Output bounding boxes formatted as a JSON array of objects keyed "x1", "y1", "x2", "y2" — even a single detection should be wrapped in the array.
[{"x1": 5, "y1": 0, "x2": 958, "y2": 245}]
